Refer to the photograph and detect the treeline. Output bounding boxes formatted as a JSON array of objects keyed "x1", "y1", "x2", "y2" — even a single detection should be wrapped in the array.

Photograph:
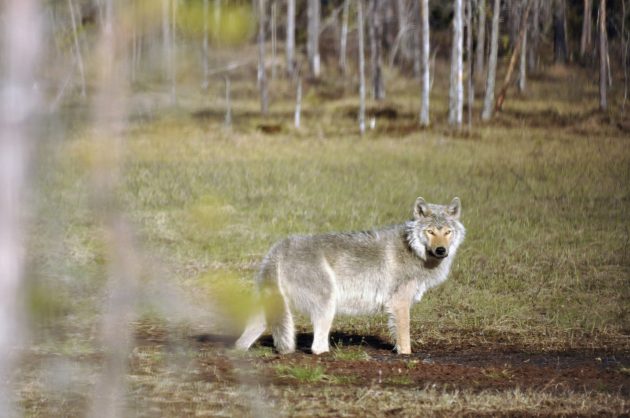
[{"x1": 37, "y1": 1, "x2": 630, "y2": 128}]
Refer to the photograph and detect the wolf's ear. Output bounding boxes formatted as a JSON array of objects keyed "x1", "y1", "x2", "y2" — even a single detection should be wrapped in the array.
[
  {"x1": 413, "y1": 197, "x2": 431, "y2": 219},
  {"x1": 447, "y1": 197, "x2": 461, "y2": 219}
]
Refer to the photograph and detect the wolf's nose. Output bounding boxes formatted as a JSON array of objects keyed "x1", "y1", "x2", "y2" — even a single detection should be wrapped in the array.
[{"x1": 435, "y1": 247, "x2": 447, "y2": 257}]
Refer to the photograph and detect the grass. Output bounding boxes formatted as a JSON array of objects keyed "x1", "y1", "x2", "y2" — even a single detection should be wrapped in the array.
[{"x1": 19, "y1": 48, "x2": 630, "y2": 416}]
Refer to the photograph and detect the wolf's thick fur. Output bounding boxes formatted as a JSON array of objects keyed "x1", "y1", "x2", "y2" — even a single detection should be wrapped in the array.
[{"x1": 235, "y1": 197, "x2": 465, "y2": 354}]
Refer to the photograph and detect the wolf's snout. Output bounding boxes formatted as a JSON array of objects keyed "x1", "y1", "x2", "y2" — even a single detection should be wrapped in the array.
[{"x1": 434, "y1": 247, "x2": 447, "y2": 257}]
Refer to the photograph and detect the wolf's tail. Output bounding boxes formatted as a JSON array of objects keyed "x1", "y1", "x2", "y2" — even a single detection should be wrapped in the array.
[{"x1": 235, "y1": 255, "x2": 296, "y2": 354}]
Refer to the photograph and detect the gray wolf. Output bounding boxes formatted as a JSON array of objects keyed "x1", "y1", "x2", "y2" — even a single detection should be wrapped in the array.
[{"x1": 234, "y1": 197, "x2": 465, "y2": 354}]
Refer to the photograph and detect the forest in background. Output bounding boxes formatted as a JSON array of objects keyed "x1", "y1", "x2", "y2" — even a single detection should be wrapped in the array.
[{"x1": 1, "y1": 1, "x2": 629, "y2": 417}]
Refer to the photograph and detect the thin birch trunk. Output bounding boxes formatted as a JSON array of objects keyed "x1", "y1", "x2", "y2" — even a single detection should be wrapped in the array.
[
  {"x1": 495, "y1": 0, "x2": 532, "y2": 111},
  {"x1": 286, "y1": 0, "x2": 295, "y2": 76},
  {"x1": 202, "y1": 0, "x2": 209, "y2": 89},
  {"x1": 369, "y1": 0, "x2": 385, "y2": 100},
  {"x1": 481, "y1": 0, "x2": 500, "y2": 121},
  {"x1": 412, "y1": 0, "x2": 421, "y2": 78},
  {"x1": 271, "y1": 1, "x2": 277, "y2": 80},
  {"x1": 580, "y1": 0, "x2": 593, "y2": 58},
  {"x1": 553, "y1": 0, "x2": 568, "y2": 64},
  {"x1": 307, "y1": 0, "x2": 321, "y2": 77},
  {"x1": 448, "y1": 0, "x2": 464, "y2": 126},
  {"x1": 474, "y1": 0, "x2": 487, "y2": 83},
  {"x1": 170, "y1": 0, "x2": 177, "y2": 104},
  {"x1": 68, "y1": 0, "x2": 87, "y2": 97},
  {"x1": 419, "y1": 0, "x2": 430, "y2": 125},
  {"x1": 340, "y1": 0, "x2": 350, "y2": 75},
  {"x1": 295, "y1": 75, "x2": 302, "y2": 128},
  {"x1": 258, "y1": 0, "x2": 269, "y2": 114},
  {"x1": 518, "y1": 21, "x2": 527, "y2": 92},
  {"x1": 466, "y1": 0, "x2": 474, "y2": 128},
  {"x1": 358, "y1": 0, "x2": 366, "y2": 134},
  {"x1": 599, "y1": 0, "x2": 607, "y2": 110},
  {"x1": 0, "y1": 0, "x2": 40, "y2": 414}
]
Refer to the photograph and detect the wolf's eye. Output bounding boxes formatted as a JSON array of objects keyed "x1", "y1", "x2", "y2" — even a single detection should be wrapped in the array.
[
  {"x1": 427, "y1": 230, "x2": 435, "y2": 236},
  {"x1": 445, "y1": 230, "x2": 452, "y2": 235}
]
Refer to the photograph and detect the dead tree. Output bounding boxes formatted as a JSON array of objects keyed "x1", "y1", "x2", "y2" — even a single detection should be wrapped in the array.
[
  {"x1": 599, "y1": 0, "x2": 607, "y2": 110},
  {"x1": 358, "y1": 0, "x2": 367, "y2": 134},
  {"x1": 448, "y1": 0, "x2": 464, "y2": 126},
  {"x1": 419, "y1": 0, "x2": 430, "y2": 125},
  {"x1": 258, "y1": 0, "x2": 269, "y2": 114},
  {"x1": 307, "y1": 0, "x2": 321, "y2": 77},
  {"x1": 481, "y1": 0, "x2": 500, "y2": 121}
]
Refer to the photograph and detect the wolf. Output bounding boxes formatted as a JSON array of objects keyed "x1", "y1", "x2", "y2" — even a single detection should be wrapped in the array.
[{"x1": 234, "y1": 197, "x2": 465, "y2": 355}]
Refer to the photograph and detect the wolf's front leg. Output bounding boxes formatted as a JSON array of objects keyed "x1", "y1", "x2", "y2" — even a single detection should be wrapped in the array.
[{"x1": 392, "y1": 305, "x2": 411, "y2": 354}]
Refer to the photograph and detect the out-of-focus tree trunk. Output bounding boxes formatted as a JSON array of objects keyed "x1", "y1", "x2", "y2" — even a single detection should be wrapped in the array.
[
  {"x1": 448, "y1": 0, "x2": 464, "y2": 126},
  {"x1": 161, "y1": 0, "x2": 171, "y2": 79},
  {"x1": 369, "y1": 0, "x2": 385, "y2": 100},
  {"x1": 202, "y1": 0, "x2": 209, "y2": 89},
  {"x1": 170, "y1": 0, "x2": 177, "y2": 103},
  {"x1": 419, "y1": 0, "x2": 430, "y2": 125},
  {"x1": 481, "y1": 0, "x2": 500, "y2": 121},
  {"x1": 295, "y1": 75, "x2": 302, "y2": 128},
  {"x1": 286, "y1": 0, "x2": 295, "y2": 76},
  {"x1": 599, "y1": 0, "x2": 607, "y2": 110},
  {"x1": 580, "y1": 0, "x2": 593, "y2": 59},
  {"x1": 358, "y1": 0, "x2": 366, "y2": 134},
  {"x1": 553, "y1": 0, "x2": 568, "y2": 64},
  {"x1": 622, "y1": 0, "x2": 629, "y2": 114},
  {"x1": 68, "y1": 0, "x2": 87, "y2": 97},
  {"x1": 475, "y1": 0, "x2": 487, "y2": 84},
  {"x1": 528, "y1": 0, "x2": 539, "y2": 70},
  {"x1": 307, "y1": 0, "x2": 321, "y2": 77},
  {"x1": 0, "y1": 0, "x2": 40, "y2": 415},
  {"x1": 258, "y1": 0, "x2": 269, "y2": 113},
  {"x1": 340, "y1": 0, "x2": 350, "y2": 75},
  {"x1": 466, "y1": 0, "x2": 474, "y2": 127},
  {"x1": 518, "y1": 20, "x2": 527, "y2": 92},
  {"x1": 271, "y1": 1, "x2": 277, "y2": 80}
]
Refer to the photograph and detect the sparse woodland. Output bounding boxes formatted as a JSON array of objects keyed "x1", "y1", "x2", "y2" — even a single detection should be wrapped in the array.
[{"x1": 1, "y1": 1, "x2": 629, "y2": 416}]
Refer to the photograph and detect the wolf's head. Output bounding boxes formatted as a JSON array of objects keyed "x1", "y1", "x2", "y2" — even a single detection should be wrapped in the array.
[{"x1": 407, "y1": 197, "x2": 465, "y2": 261}]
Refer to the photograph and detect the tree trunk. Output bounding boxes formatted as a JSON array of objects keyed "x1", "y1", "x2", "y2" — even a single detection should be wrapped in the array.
[
  {"x1": 599, "y1": 0, "x2": 607, "y2": 110},
  {"x1": 295, "y1": 75, "x2": 302, "y2": 128},
  {"x1": 474, "y1": 0, "x2": 487, "y2": 84},
  {"x1": 161, "y1": 0, "x2": 171, "y2": 79},
  {"x1": 518, "y1": 22, "x2": 527, "y2": 92},
  {"x1": 202, "y1": 0, "x2": 209, "y2": 89},
  {"x1": 286, "y1": 0, "x2": 295, "y2": 76},
  {"x1": 0, "y1": 0, "x2": 40, "y2": 414},
  {"x1": 68, "y1": 0, "x2": 87, "y2": 97},
  {"x1": 412, "y1": 0, "x2": 421, "y2": 78},
  {"x1": 495, "y1": 0, "x2": 532, "y2": 111},
  {"x1": 481, "y1": 0, "x2": 500, "y2": 121},
  {"x1": 419, "y1": 0, "x2": 430, "y2": 125},
  {"x1": 170, "y1": 0, "x2": 177, "y2": 104},
  {"x1": 448, "y1": 0, "x2": 464, "y2": 126},
  {"x1": 307, "y1": 0, "x2": 321, "y2": 77},
  {"x1": 580, "y1": 0, "x2": 593, "y2": 58},
  {"x1": 258, "y1": 0, "x2": 269, "y2": 114},
  {"x1": 358, "y1": 0, "x2": 367, "y2": 134},
  {"x1": 271, "y1": 1, "x2": 277, "y2": 80},
  {"x1": 527, "y1": 0, "x2": 539, "y2": 70},
  {"x1": 553, "y1": 0, "x2": 568, "y2": 64},
  {"x1": 466, "y1": 0, "x2": 474, "y2": 127},
  {"x1": 369, "y1": 0, "x2": 385, "y2": 100},
  {"x1": 340, "y1": 0, "x2": 350, "y2": 75}
]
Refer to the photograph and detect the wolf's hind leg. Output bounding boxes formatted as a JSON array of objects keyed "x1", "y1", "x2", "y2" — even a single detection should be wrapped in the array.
[
  {"x1": 234, "y1": 311, "x2": 266, "y2": 351},
  {"x1": 266, "y1": 289, "x2": 295, "y2": 354},
  {"x1": 311, "y1": 302, "x2": 335, "y2": 355}
]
